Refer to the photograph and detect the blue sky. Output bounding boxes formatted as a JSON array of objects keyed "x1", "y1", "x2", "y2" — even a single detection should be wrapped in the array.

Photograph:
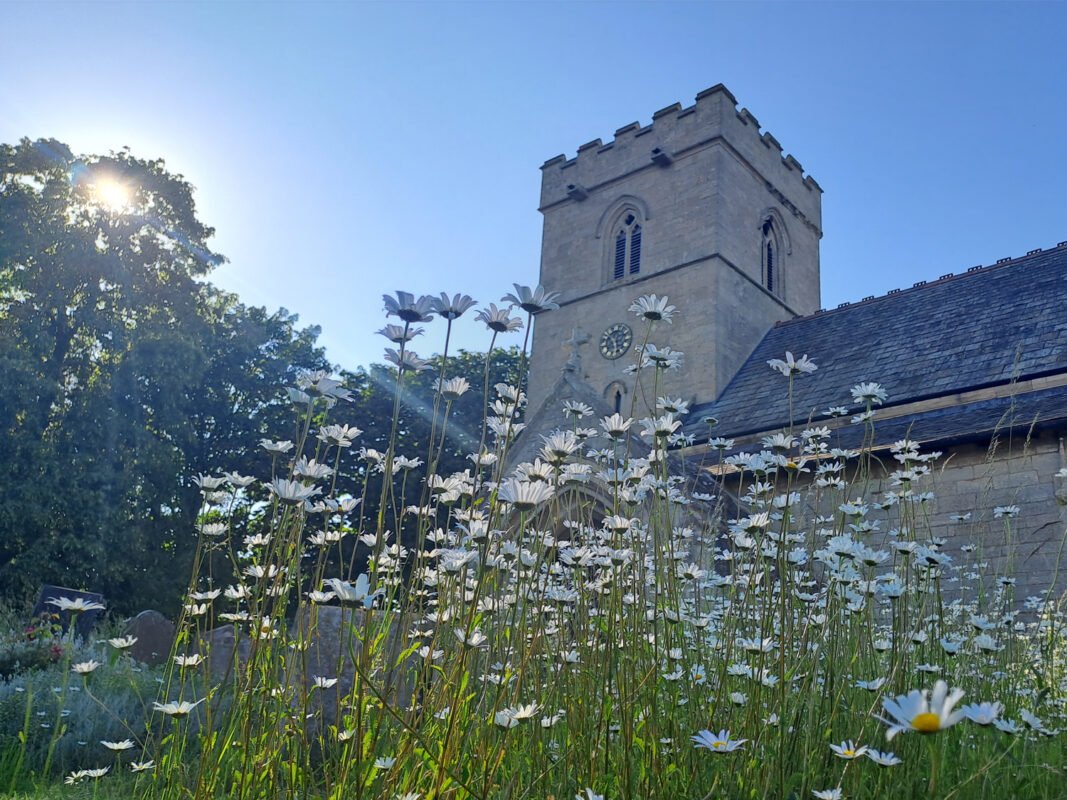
[{"x1": 2, "y1": 1, "x2": 1065, "y2": 371}]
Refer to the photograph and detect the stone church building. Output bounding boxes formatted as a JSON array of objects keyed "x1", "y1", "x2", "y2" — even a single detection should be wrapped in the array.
[{"x1": 520, "y1": 84, "x2": 1067, "y2": 598}]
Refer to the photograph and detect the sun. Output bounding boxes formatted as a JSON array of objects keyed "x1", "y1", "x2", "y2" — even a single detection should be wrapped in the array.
[{"x1": 93, "y1": 178, "x2": 132, "y2": 212}]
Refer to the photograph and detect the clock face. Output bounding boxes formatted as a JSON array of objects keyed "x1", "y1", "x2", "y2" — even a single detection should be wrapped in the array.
[{"x1": 599, "y1": 323, "x2": 633, "y2": 360}]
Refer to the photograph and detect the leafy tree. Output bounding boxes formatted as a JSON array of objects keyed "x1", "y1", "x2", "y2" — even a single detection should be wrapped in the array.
[
  {"x1": 0, "y1": 139, "x2": 331, "y2": 614},
  {"x1": 0, "y1": 137, "x2": 526, "y2": 616}
]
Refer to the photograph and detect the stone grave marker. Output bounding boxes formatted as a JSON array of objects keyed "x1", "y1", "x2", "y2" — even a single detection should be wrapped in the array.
[{"x1": 122, "y1": 610, "x2": 176, "y2": 666}]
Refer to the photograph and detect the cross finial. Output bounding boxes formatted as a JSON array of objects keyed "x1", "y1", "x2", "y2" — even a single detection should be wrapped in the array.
[{"x1": 562, "y1": 327, "x2": 590, "y2": 373}]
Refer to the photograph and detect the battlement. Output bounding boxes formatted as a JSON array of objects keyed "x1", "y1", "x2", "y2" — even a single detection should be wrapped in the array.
[{"x1": 539, "y1": 84, "x2": 821, "y2": 224}]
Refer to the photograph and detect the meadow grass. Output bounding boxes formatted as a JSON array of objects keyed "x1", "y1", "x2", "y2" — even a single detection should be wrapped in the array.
[{"x1": 2, "y1": 289, "x2": 1065, "y2": 799}]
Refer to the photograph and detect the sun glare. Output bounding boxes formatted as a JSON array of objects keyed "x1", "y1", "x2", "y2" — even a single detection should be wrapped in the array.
[{"x1": 94, "y1": 178, "x2": 132, "y2": 212}]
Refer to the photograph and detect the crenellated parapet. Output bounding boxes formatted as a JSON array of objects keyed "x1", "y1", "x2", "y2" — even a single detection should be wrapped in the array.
[{"x1": 539, "y1": 84, "x2": 821, "y2": 232}]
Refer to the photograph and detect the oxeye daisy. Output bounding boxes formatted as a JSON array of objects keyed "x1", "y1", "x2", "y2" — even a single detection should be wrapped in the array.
[
  {"x1": 600, "y1": 413, "x2": 634, "y2": 439},
  {"x1": 153, "y1": 699, "x2": 204, "y2": 718},
  {"x1": 382, "y1": 291, "x2": 433, "y2": 323},
  {"x1": 993, "y1": 718, "x2": 1021, "y2": 734},
  {"x1": 384, "y1": 347, "x2": 432, "y2": 373},
  {"x1": 430, "y1": 292, "x2": 477, "y2": 320},
  {"x1": 268, "y1": 478, "x2": 321, "y2": 504},
  {"x1": 829, "y1": 740, "x2": 868, "y2": 759},
  {"x1": 377, "y1": 323, "x2": 423, "y2": 344},
  {"x1": 851, "y1": 381, "x2": 887, "y2": 406},
  {"x1": 563, "y1": 400, "x2": 593, "y2": 419},
  {"x1": 692, "y1": 729, "x2": 747, "y2": 752},
  {"x1": 767, "y1": 350, "x2": 817, "y2": 377},
  {"x1": 877, "y1": 680, "x2": 965, "y2": 740},
  {"x1": 509, "y1": 702, "x2": 539, "y2": 721},
  {"x1": 865, "y1": 749, "x2": 902, "y2": 767},
  {"x1": 629, "y1": 293, "x2": 676, "y2": 323},
  {"x1": 435, "y1": 376, "x2": 471, "y2": 400},
  {"x1": 323, "y1": 575, "x2": 380, "y2": 608},
  {"x1": 1020, "y1": 709, "x2": 1050, "y2": 733},
  {"x1": 48, "y1": 596, "x2": 105, "y2": 613},
  {"x1": 962, "y1": 702, "x2": 1003, "y2": 725},
  {"x1": 101, "y1": 739, "x2": 135, "y2": 751},
  {"x1": 475, "y1": 303, "x2": 523, "y2": 333},
  {"x1": 855, "y1": 677, "x2": 887, "y2": 691},
  {"x1": 493, "y1": 710, "x2": 519, "y2": 729},
  {"x1": 501, "y1": 283, "x2": 561, "y2": 313},
  {"x1": 497, "y1": 478, "x2": 554, "y2": 511}
]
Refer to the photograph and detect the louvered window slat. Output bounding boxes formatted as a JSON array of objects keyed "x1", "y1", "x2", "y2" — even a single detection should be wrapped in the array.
[
  {"x1": 614, "y1": 232, "x2": 626, "y2": 279},
  {"x1": 629, "y1": 225, "x2": 642, "y2": 274},
  {"x1": 766, "y1": 242, "x2": 775, "y2": 292}
]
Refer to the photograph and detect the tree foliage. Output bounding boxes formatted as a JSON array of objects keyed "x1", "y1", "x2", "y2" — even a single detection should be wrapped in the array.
[
  {"x1": 0, "y1": 139, "x2": 332, "y2": 614},
  {"x1": 0, "y1": 138, "x2": 523, "y2": 617}
]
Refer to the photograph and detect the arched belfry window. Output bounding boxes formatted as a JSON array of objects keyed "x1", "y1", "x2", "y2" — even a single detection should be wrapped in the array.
[
  {"x1": 613, "y1": 212, "x2": 642, "y2": 280},
  {"x1": 761, "y1": 217, "x2": 783, "y2": 296},
  {"x1": 597, "y1": 196, "x2": 650, "y2": 285}
]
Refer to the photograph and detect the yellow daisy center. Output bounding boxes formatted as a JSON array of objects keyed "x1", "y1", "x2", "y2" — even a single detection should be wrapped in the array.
[
  {"x1": 712, "y1": 741, "x2": 726, "y2": 749},
  {"x1": 912, "y1": 712, "x2": 942, "y2": 733}
]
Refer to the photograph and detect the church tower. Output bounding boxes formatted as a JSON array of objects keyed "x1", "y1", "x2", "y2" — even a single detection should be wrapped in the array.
[{"x1": 526, "y1": 85, "x2": 822, "y2": 419}]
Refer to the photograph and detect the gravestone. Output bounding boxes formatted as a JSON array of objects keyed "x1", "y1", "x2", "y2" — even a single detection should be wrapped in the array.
[
  {"x1": 31, "y1": 585, "x2": 105, "y2": 640},
  {"x1": 196, "y1": 624, "x2": 252, "y2": 683},
  {"x1": 122, "y1": 610, "x2": 176, "y2": 666},
  {"x1": 298, "y1": 606, "x2": 426, "y2": 727},
  {"x1": 193, "y1": 608, "x2": 425, "y2": 730}
]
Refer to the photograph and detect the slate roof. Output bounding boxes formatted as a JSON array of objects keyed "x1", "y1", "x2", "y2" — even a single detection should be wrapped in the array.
[
  {"x1": 849, "y1": 385, "x2": 1067, "y2": 450},
  {"x1": 684, "y1": 244, "x2": 1067, "y2": 442}
]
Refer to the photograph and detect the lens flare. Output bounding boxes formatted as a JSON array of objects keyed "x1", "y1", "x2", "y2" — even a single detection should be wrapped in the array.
[{"x1": 94, "y1": 178, "x2": 131, "y2": 212}]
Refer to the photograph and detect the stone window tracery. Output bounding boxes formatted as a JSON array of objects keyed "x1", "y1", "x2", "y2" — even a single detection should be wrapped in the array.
[
  {"x1": 612, "y1": 212, "x2": 642, "y2": 279},
  {"x1": 762, "y1": 217, "x2": 782, "y2": 296}
]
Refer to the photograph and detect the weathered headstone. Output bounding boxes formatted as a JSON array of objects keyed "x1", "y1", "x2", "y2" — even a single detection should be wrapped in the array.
[
  {"x1": 32, "y1": 585, "x2": 105, "y2": 640},
  {"x1": 297, "y1": 606, "x2": 423, "y2": 723},
  {"x1": 122, "y1": 610, "x2": 176, "y2": 666},
  {"x1": 192, "y1": 608, "x2": 425, "y2": 730},
  {"x1": 196, "y1": 624, "x2": 252, "y2": 683}
]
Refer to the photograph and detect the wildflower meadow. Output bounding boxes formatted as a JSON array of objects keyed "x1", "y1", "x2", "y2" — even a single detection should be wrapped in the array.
[{"x1": 1, "y1": 288, "x2": 1065, "y2": 800}]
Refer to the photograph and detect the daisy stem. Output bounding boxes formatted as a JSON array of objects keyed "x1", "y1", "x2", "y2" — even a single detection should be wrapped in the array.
[{"x1": 926, "y1": 735, "x2": 941, "y2": 797}]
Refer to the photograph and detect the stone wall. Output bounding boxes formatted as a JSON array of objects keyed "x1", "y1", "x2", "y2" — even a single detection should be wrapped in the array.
[
  {"x1": 695, "y1": 430, "x2": 1067, "y2": 602},
  {"x1": 919, "y1": 433, "x2": 1067, "y2": 599}
]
